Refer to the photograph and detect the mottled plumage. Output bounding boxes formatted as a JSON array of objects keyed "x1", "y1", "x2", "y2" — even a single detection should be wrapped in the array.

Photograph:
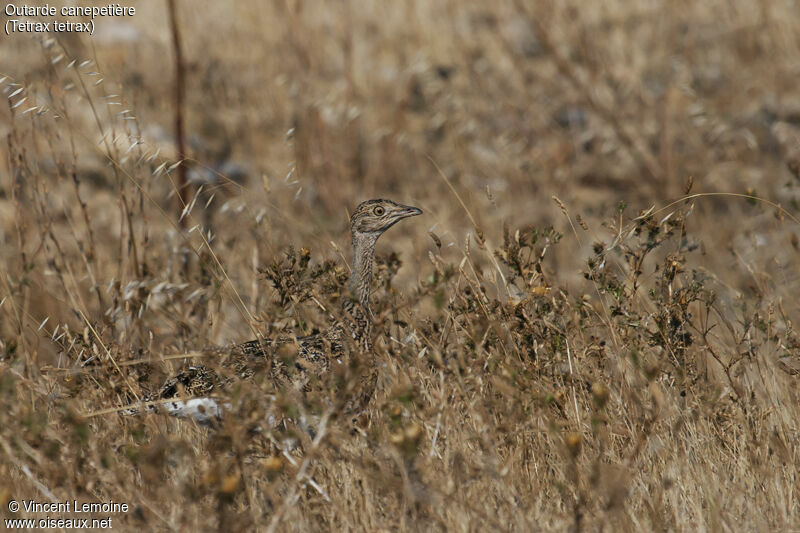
[{"x1": 141, "y1": 199, "x2": 421, "y2": 422}]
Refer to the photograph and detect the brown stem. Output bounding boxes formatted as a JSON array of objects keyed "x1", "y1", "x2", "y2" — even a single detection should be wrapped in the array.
[{"x1": 167, "y1": 0, "x2": 189, "y2": 228}]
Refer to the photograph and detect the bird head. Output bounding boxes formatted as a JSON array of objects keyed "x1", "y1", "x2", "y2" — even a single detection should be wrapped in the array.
[{"x1": 349, "y1": 199, "x2": 422, "y2": 235}]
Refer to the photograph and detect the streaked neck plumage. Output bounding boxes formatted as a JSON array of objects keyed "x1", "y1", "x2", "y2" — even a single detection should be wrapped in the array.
[{"x1": 347, "y1": 230, "x2": 379, "y2": 313}]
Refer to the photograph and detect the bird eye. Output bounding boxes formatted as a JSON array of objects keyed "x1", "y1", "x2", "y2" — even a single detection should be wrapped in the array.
[{"x1": 373, "y1": 206, "x2": 385, "y2": 216}]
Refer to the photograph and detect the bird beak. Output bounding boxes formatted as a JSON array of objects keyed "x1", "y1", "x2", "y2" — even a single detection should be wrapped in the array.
[{"x1": 397, "y1": 204, "x2": 423, "y2": 218}]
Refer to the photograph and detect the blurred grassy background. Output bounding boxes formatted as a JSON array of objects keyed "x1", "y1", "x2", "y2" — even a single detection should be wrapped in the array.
[{"x1": 1, "y1": 0, "x2": 800, "y2": 530}]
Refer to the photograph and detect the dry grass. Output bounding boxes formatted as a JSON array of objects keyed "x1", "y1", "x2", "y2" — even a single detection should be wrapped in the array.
[{"x1": 2, "y1": 0, "x2": 800, "y2": 531}]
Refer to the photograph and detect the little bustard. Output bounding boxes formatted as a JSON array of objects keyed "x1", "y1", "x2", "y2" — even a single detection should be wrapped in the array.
[{"x1": 139, "y1": 199, "x2": 422, "y2": 423}]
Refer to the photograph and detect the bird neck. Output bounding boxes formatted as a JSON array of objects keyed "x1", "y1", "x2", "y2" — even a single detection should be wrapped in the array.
[{"x1": 347, "y1": 230, "x2": 379, "y2": 312}]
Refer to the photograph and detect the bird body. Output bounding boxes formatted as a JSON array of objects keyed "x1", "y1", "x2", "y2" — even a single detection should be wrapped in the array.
[{"x1": 138, "y1": 199, "x2": 421, "y2": 423}]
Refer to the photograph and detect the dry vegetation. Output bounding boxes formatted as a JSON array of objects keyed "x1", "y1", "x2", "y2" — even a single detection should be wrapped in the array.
[{"x1": 2, "y1": 0, "x2": 800, "y2": 531}]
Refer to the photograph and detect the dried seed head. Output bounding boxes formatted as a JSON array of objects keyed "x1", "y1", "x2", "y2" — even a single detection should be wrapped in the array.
[
  {"x1": 530, "y1": 286, "x2": 551, "y2": 297},
  {"x1": 404, "y1": 423, "x2": 422, "y2": 443},
  {"x1": 565, "y1": 432, "x2": 582, "y2": 457},
  {"x1": 591, "y1": 382, "x2": 609, "y2": 408},
  {"x1": 389, "y1": 429, "x2": 405, "y2": 446},
  {"x1": 219, "y1": 474, "x2": 240, "y2": 495},
  {"x1": 551, "y1": 195, "x2": 568, "y2": 216},
  {"x1": 428, "y1": 230, "x2": 442, "y2": 249},
  {"x1": 262, "y1": 456, "x2": 283, "y2": 476}
]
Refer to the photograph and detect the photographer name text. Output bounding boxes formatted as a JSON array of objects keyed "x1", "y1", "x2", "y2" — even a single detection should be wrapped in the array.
[
  {"x1": 13, "y1": 499, "x2": 129, "y2": 513},
  {"x1": 5, "y1": 499, "x2": 129, "y2": 529}
]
